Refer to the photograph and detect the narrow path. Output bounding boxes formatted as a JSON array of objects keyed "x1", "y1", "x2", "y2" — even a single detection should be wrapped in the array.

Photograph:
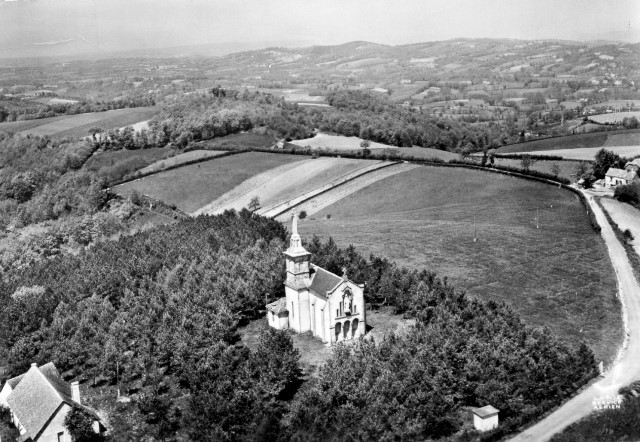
[{"x1": 511, "y1": 191, "x2": 640, "y2": 441}]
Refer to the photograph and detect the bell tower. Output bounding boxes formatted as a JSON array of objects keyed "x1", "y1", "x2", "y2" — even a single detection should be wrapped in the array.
[{"x1": 284, "y1": 212, "x2": 311, "y2": 289}]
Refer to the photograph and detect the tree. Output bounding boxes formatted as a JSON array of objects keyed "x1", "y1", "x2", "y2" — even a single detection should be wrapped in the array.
[
  {"x1": 360, "y1": 139, "x2": 371, "y2": 157},
  {"x1": 520, "y1": 154, "x2": 536, "y2": 172},
  {"x1": 88, "y1": 127, "x2": 104, "y2": 146},
  {"x1": 248, "y1": 196, "x2": 260, "y2": 212},
  {"x1": 594, "y1": 148, "x2": 623, "y2": 179},
  {"x1": 64, "y1": 406, "x2": 103, "y2": 442}
]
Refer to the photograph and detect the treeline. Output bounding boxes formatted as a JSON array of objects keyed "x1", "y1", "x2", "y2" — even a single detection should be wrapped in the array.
[
  {"x1": 0, "y1": 213, "x2": 597, "y2": 440},
  {"x1": 0, "y1": 96, "x2": 155, "y2": 123},
  {"x1": 92, "y1": 88, "x2": 512, "y2": 153}
]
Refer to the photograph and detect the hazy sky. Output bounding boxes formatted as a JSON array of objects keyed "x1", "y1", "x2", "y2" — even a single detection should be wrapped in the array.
[{"x1": 0, "y1": 0, "x2": 639, "y2": 55}]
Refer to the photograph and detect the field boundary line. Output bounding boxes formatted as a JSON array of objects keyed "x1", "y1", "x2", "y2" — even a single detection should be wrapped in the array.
[{"x1": 258, "y1": 161, "x2": 400, "y2": 218}]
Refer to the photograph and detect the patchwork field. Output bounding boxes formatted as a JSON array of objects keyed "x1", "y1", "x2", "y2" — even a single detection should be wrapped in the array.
[
  {"x1": 0, "y1": 107, "x2": 159, "y2": 138},
  {"x1": 113, "y1": 152, "x2": 304, "y2": 213},
  {"x1": 301, "y1": 166, "x2": 622, "y2": 365},
  {"x1": 195, "y1": 157, "x2": 379, "y2": 216}
]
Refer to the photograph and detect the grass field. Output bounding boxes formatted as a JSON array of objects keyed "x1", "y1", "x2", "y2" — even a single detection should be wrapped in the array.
[
  {"x1": 194, "y1": 132, "x2": 275, "y2": 149},
  {"x1": 0, "y1": 107, "x2": 159, "y2": 138},
  {"x1": 495, "y1": 130, "x2": 640, "y2": 155},
  {"x1": 590, "y1": 111, "x2": 640, "y2": 124},
  {"x1": 291, "y1": 133, "x2": 398, "y2": 150},
  {"x1": 493, "y1": 158, "x2": 586, "y2": 181},
  {"x1": 301, "y1": 166, "x2": 622, "y2": 365},
  {"x1": 84, "y1": 147, "x2": 172, "y2": 171},
  {"x1": 137, "y1": 150, "x2": 228, "y2": 174},
  {"x1": 507, "y1": 145, "x2": 640, "y2": 161},
  {"x1": 113, "y1": 152, "x2": 304, "y2": 213}
]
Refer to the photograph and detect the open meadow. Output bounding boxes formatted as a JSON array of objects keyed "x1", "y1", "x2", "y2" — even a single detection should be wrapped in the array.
[
  {"x1": 137, "y1": 149, "x2": 228, "y2": 174},
  {"x1": 492, "y1": 158, "x2": 586, "y2": 181},
  {"x1": 495, "y1": 129, "x2": 640, "y2": 155},
  {"x1": 84, "y1": 147, "x2": 173, "y2": 171},
  {"x1": 291, "y1": 133, "x2": 398, "y2": 150},
  {"x1": 113, "y1": 152, "x2": 304, "y2": 213},
  {"x1": 301, "y1": 165, "x2": 622, "y2": 365},
  {"x1": 0, "y1": 107, "x2": 159, "y2": 138},
  {"x1": 589, "y1": 111, "x2": 640, "y2": 124},
  {"x1": 505, "y1": 145, "x2": 640, "y2": 161}
]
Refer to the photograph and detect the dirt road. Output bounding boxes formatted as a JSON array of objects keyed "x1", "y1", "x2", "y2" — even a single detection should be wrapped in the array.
[{"x1": 511, "y1": 191, "x2": 640, "y2": 441}]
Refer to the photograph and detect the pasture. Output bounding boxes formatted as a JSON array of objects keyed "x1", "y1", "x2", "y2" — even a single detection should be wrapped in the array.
[
  {"x1": 291, "y1": 133, "x2": 398, "y2": 150},
  {"x1": 506, "y1": 145, "x2": 640, "y2": 161},
  {"x1": 113, "y1": 152, "x2": 304, "y2": 213},
  {"x1": 301, "y1": 165, "x2": 622, "y2": 364},
  {"x1": 590, "y1": 111, "x2": 640, "y2": 124},
  {"x1": 84, "y1": 147, "x2": 173, "y2": 171},
  {"x1": 0, "y1": 107, "x2": 159, "y2": 138},
  {"x1": 137, "y1": 150, "x2": 228, "y2": 175},
  {"x1": 495, "y1": 129, "x2": 640, "y2": 155},
  {"x1": 492, "y1": 158, "x2": 586, "y2": 181}
]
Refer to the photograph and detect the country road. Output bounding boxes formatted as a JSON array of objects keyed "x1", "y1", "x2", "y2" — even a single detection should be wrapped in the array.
[{"x1": 511, "y1": 191, "x2": 640, "y2": 441}]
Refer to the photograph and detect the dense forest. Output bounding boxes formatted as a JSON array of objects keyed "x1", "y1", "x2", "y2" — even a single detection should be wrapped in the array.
[{"x1": 0, "y1": 212, "x2": 597, "y2": 440}]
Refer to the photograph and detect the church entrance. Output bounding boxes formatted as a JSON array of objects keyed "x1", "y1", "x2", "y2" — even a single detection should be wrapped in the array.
[
  {"x1": 343, "y1": 320, "x2": 350, "y2": 339},
  {"x1": 335, "y1": 322, "x2": 341, "y2": 341},
  {"x1": 352, "y1": 318, "x2": 359, "y2": 338}
]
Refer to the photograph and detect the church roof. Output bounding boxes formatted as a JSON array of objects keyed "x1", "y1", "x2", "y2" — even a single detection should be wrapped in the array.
[
  {"x1": 266, "y1": 298, "x2": 288, "y2": 314},
  {"x1": 309, "y1": 265, "x2": 343, "y2": 297}
]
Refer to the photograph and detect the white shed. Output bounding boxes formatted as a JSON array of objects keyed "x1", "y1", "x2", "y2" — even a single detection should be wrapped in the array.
[{"x1": 472, "y1": 405, "x2": 499, "y2": 432}]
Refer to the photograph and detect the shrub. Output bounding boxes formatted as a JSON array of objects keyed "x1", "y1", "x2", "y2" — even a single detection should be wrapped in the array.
[
  {"x1": 624, "y1": 229, "x2": 634, "y2": 242},
  {"x1": 298, "y1": 210, "x2": 307, "y2": 219}
]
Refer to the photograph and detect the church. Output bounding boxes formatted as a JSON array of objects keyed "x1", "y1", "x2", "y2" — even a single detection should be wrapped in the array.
[{"x1": 266, "y1": 214, "x2": 366, "y2": 345}]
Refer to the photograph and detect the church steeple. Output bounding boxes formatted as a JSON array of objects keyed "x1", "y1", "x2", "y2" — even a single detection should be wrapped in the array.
[{"x1": 284, "y1": 212, "x2": 311, "y2": 289}]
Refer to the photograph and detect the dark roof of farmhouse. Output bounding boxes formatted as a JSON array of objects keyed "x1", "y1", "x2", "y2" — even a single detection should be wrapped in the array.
[
  {"x1": 309, "y1": 264, "x2": 343, "y2": 296},
  {"x1": 6, "y1": 363, "x2": 97, "y2": 441}
]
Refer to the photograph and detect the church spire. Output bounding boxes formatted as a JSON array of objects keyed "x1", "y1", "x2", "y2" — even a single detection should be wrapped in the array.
[{"x1": 287, "y1": 212, "x2": 307, "y2": 255}]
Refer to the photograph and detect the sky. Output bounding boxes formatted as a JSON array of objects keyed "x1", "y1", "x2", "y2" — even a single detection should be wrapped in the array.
[{"x1": 0, "y1": 0, "x2": 639, "y2": 58}]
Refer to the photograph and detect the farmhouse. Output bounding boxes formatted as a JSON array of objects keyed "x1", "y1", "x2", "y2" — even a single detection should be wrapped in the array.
[
  {"x1": 605, "y1": 167, "x2": 639, "y2": 187},
  {"x1": 266, "y1": 213, "x2": 366, "y2": 344},
  {"x1": 624, "y1": 159, "x2": 640, "y2": 173},
  {"x1": 0, "y1": 362, "x2": 104, "y2": 442}
]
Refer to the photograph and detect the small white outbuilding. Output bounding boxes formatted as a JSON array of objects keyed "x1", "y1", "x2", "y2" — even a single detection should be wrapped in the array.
[{"x1": 472, "y1": 405, "x2": 499, "y2": 432}]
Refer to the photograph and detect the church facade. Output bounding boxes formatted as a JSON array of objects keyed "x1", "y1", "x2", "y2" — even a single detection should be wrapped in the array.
[{"x1": 266, "y1": 214, "x2": 366, "y2": 345}]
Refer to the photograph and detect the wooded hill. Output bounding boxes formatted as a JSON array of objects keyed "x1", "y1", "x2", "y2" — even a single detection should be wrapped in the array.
[{"x1": 0, "y1": 212, "x2": 597, "y2": 440}]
